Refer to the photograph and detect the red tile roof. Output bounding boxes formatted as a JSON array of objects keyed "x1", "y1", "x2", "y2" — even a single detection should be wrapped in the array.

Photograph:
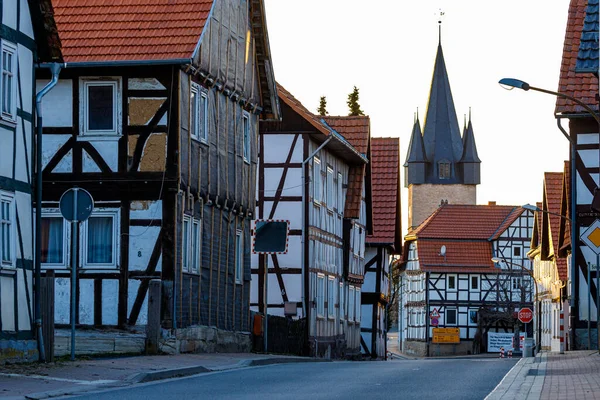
[
  {"x1": 52, "y1": 0, "x2": 213, "y2": 63},
  {"x1": 417, "y1": 240, "x2": 496, "y2": 273},
  {"x1": 556, "y1": 0, "x2": 599, "y2": 114},
  {"x1": 276, "y1": 84, "x2": 331, "y2": 137},
  {"x1": 543, "y1": 172, "x2": 568, "y2": 280},
  {"x1": 322, "y1": 116, "x2": 370, "y2": 155},
  {"x1": 411, "y1": 204, "x2": 521, "y2": 240},
  {"x1": 560, "y1": 161, "x2": 571, "y2": 253},
  {"x1": 344, "y1": 165, "x2": 365, "y2": 219},
  {"x1": 367, "y1": 137, "x2": 401, "y2": 250}
]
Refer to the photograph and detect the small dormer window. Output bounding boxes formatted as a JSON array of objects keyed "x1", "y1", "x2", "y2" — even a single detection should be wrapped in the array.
[{"x1": 438, "y1": 160, "x2": 451, "y2": 179}]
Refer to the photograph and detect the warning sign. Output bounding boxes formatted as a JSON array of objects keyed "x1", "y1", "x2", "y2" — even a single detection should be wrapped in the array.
[{"x1": 432, "y1": 327, "x2": 460, "y2": 344}]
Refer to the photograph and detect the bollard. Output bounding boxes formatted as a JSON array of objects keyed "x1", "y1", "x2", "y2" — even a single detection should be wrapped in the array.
[
  {"x1": 499, "y1": 347, "x2": 505, "y2": 358},
  {"x1": 560, "y1": 312, "x2": 565, "y2": 354},
  {"x1": 508, "y1": 349, "x2": 513, "y2": 358}
]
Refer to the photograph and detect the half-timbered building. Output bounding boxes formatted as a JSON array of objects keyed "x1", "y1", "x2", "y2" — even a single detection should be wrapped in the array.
[
  {"x1": 399, "y1": 204, "x2": 535, "y2": 356},
  {"x1": 528, "y1": 169, "x2": 569, "y2": 352},
  {"x1": 36, "y1": 0, "x2": 278, "y2": 354},
  {"x1": 0, "y1": 0, "x2": 61, "y2": 363},
  {"x1": 554, "y1": 0, "x2": 600, "y2": 350},
  {"x1": 360, "y1": 137, "x2": 401, "y2": 359},
  {"x1": 252, "y1": 85, "x2": 371, "y2": 358}
]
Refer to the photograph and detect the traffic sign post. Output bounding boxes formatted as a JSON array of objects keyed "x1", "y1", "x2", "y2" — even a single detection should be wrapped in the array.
[{"x1": 59, "y1": 188, "x2": 94, "y2": 361}]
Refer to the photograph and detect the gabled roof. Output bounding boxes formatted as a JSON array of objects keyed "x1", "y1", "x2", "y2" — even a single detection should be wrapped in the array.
[
  {"x1": 416, "y1": 240, "x2": 494, "y2": 273},
  {"x1": 422, "y1": 43, "x2": 463, "y2": 164},
  {"x1": 556, "y1": 0, "x2": 599, "y2": 114},
  {"x1": 542, "y1": 172, "x2": 568, "y2": 281},
  {"x1": 411, "y1": 204, "x2": 520, "y2": 240},
  {"x1": 575, "y1": 0, "x2": 599, "y2": 73},
  {"x1": 367, "y1": 137, "x2": 401, "y2": 251},
  {"x1": 404, "y1": 117, "x2": 426, "y2": 166},
  {"x1": 52, "y1": 0, "x2": 213, "y2": 63},
  {"x1": 559, "y1": 161, "x2": 571, "y2": 254},
  {"x1": 322, "y1": 116, "x2": 370, "y2": 156}
]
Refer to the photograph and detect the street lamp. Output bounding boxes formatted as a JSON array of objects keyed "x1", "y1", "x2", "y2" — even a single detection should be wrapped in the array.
[
  {"x1": 499, "y1": 77, "x2": 600, "y2": 351},
  {"x1": 491, "y1": 257, "x2": 539, "y2": 356}
]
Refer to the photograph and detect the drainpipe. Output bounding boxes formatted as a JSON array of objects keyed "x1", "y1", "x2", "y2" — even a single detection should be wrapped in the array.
[{"x1": 35, "y1": 63, "x2": 64, "y2": 362}]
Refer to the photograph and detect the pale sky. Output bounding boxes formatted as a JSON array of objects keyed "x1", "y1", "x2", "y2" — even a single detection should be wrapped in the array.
[{"x1": 264, "y1": 0, "x2": 571, "y2": 235}]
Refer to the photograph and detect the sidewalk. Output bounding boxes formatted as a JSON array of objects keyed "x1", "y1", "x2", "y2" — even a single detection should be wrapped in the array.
[
  {"x1": 0, "y1": 352, "x2": 323, "y2": 399},
  {"x1": 486, "y1": 350, "x2": 600, "y2": 400}
]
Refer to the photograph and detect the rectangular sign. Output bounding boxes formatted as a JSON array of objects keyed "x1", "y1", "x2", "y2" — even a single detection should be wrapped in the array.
[
  {"x1": 432, "y1": 327, "x2": 460, "y2": 344},
  {"x1": 487, "y1": 332, "x2": 525, "y2": 352}
]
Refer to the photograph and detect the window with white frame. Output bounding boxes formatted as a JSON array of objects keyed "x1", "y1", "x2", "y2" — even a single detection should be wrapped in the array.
[
  {"x1": 470, "y1": 275, "x2": 479, "y2": 291},
  {"x1": 339, "y1": 281, "x2": 345, "y2": 320},
  {"x1": 182, "y1": 216, "x2": 201, "y2": 273},
  {"x1": 190, "y1": 83, "x2": 208, "y2": 142},
  {"x1": 445, "y1": 308, "x2": 457, "y2": 325},
  {"x1": 326, "y1": 166, "x2": 333, "y2": 210},
  {"x1": 313, "y1": 157, "x2": 321, "y2": 204},
  {"x1": 512, "y1": 276, "x2": 522, "y2": 290},
  {"x1": 0, "y1": 192, "x2": 15, "y2": 267},
  {"x1": 337, "y1": 172, "x2": 343, "y2": 213},
  {"x1": 243, "y1": 112, "x2": 250, "y2": 163},
  {"x1": 81, "y1": 78, "x2": 121, "y2": 135},
  {"x1": 327, "y1": 276, "x2": 335, "y2": 318},
  {"x1": 469, "y1": 309, "x2": 478, "y2": 325},
  {"x1": 235, "y1": 230, "x2": 243, "y2": 284},
  {"x1": 317, "y1": 274, "x2": 325, "y2": 317},
  {"x1": 82, "y1": 210, "x2": 119, "y2": 268},
  {"x1": 355, "y1": 287, "x2": 361, "y2": 323},
  {"x1": 41, "y1": 214, "x2": 68, "y2": 268},
  {"x1": 349, "y1": 285, "x2": 355, "y2": 322},
  {"x1": 1, "y1": 40, "x2": 17, "y2": 121},
  {"x1": 447, "y1": 274, "x2": 457, "y2": 291}
]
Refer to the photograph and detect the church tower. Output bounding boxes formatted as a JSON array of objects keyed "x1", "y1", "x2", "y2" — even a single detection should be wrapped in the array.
[{"x1": 404, "y1": 35, "x2": 481, "y2": 230}]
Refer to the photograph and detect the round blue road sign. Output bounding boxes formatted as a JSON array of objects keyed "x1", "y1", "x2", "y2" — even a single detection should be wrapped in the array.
[{"x1": 59, "y1": 188, "x2": 94, "y2": 222}]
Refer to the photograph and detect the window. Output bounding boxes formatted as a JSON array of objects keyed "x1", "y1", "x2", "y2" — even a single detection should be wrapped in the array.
[
  {"x1": 326, "y1": 167, "x2": 333, "y2": 210},
  {"x1": 313, "y1": 157, "x2": 322, "y2": 204},
  {"x1": 337, "y1": 172, "x2": 343, "y2": 212},
  {"x1": 355, "y1": 287, "x2": 361, "y2": 323},
  {"x1": 348, "y1": 285, "x2": 355, "y2": 322},
  {"x1": 470, "y1": 275, "x2": 479, "y2": 291},
  {"x1": 190, "y1": 84, "x2": 208, "y2": 142},
  {"x1": 81, "y1": 78, "x2": 121, "y2": 136},
  {"x1": 182, "y1": 216, "x2": 201, "y2": 273},
  {"x1": 0, "y1": 192, "x2": 14, "y2": 267},
  {"x1": 83, "y1": 211, "x2": 119, "y2": 268},
  {"x1": 328, "y1": 276, "x2": 335, "y2": 318},
  {"x1": 513, "y1": 246, "x2": 522, "y2": 258},
  {"x1": 469, "y1": 309, "x2": 478, "y2": 325},
  {"x1": 41, "y1": 215, "x2": 68, "y2": 267},
  {"x1": 339, "y1": 282, "x2": 345, "y2": 320},
  {"x1": 445, "y1": 308, "x2": 457, "y2": 325},
  {"x1": 1, "y1": 41, "x2": 17, "y2": 121},
  {"x1": 438, "y1": 160, "x2": 451, "y2": 179},
  {"x1": 317, "y1": 274, "x2": 325, "y2": 317},
  {"x1": 447, "y1": 274, "x2": 457, "y2": 291},
  {"x1": 243, "y1": 112, "x2": 250, "y2": 162},
  {"x1": 235, "y1": 230, "x2": 243, "y2": 284},
  {"x1": 512, "y1": 277, "x2": 522, "y2": 290}
]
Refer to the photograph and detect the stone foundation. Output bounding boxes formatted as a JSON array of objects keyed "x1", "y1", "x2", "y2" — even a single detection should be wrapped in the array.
[
  {"x1": 429, "y1": 341, "x2": 474, "y2": 356},
  {"x1": 160, "y1": 326, "x2": 252, "y2": 354},
  {"x1": 0, "y1": 340, "x2": 38, "y2": 364},
  {"x1": 54, "y1": 329, "x2": 146, "y2": 357},
  {"x1": 403, "y1": 340, "x2": 427, "y2": 357}
]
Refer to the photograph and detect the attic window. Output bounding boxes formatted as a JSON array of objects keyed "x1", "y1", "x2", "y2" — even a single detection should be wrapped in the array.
[
  {"x1": 80, "y1": 77, "x2": 122, "y2": 136},
  {"x1": 438, "y1": 160, "x2": 451, "y2": 179}
]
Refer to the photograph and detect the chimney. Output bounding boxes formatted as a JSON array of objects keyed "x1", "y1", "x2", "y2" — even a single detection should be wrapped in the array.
[{"x1": 488, "y1": 201, "x2": 496, "y2": 206}]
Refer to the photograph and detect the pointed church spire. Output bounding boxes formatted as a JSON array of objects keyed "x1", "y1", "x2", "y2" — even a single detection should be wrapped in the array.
[
  {"x1": 460, "y1": 115, "x2": 481, "y2": 185},
  {"x1": 405, "y1": 115, "x2": 426, "y2": 166}
]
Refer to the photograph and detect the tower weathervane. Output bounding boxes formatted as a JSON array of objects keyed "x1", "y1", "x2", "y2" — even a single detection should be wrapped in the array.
[{"x1": 437, "y1": 8, "x2": 445, "y2": 42}]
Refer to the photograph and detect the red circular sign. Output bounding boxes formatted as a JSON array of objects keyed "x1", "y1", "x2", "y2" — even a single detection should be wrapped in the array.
[{"x1": 518, "y1": 308, "x2": 533, "y2": 324}]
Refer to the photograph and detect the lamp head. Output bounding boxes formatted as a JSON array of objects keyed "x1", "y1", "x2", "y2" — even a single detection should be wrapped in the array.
[
  {"x1": 499, "y1": 78, "x2": 530, "y2": 91},
  {"x1": 491, "y1": 257, "x2": 502, "y2": 264},
  {"x1": 522, "y1": 203, "x2": 540, "y2": 212}
]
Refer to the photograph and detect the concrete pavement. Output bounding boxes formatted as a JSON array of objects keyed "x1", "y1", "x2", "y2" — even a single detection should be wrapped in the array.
[{"x1": 0, "y1": 352, "x2": 326, "y2": 399}]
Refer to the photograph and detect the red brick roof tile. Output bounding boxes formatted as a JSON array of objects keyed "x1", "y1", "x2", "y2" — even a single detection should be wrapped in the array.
[
  {"x1": 560, "y1": 161, "x2": 571, "y2": 253},
  {"x1": 543, "y1": 172, "x2": 568, "y2": 281},
  {"x1": 417, "y1": 240, "x2": 496, "y2": 273},
  {"x1": 556, "y1": 0, "x2": 599, "y2": 114},
  {"x1": 52, "y1": 0, "x2": 213, "y2": 63},
  {"x1": 322, "y1": 116, "x2": 370, "y2": 155},
  {"x1": 367, "y1": 137, "x2": 401, "y2": 249}
]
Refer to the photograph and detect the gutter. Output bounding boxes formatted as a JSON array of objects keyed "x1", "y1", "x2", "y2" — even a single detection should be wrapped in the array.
[
  {"x1": 34, "y1": 62, "x2": 65, "y2": 362},
  {"x1": 58, "y1": 59, "x2": 191, "y2": 68}
]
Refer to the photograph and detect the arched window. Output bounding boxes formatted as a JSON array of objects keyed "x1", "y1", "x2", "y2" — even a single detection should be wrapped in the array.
[{"x1": 438, "y1": 160, "x2": 451, "y2": 179}]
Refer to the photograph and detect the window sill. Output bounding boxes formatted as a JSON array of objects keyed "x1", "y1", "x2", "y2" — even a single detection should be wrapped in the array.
[
  {"x1": 243, "y1": 158, "x2": 250, "y2": 165},
  {"x1": 0, "y1": 117, "x2": 17, "y2": 129},
  {"x1": 0, "y1": 265, "x2": 16, "y2": 272},
  {"x1": 191, "y1": 136, "x2": 209, "y2": 145},
  {"x1": 77, "y1": 134, "x2": 121, "y2": 142}
]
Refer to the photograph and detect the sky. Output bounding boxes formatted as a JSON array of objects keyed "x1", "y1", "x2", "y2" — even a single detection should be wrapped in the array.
[{"x1": 264, "y1": 0, "x2": 572, "y2": 235}]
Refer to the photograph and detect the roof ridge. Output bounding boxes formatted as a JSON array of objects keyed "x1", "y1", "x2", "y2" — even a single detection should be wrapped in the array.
[{"x1": 488, "y1": 206, "x2": 518, "y2": 240}]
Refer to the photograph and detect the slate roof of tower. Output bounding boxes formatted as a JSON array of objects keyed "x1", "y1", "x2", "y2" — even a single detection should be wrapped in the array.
[
  {"x1": 404, "y1": 117, "x2": 427, "y2": 166},
  {"x1": 51, "y1": 0, "x2": 214, "y2": 63},
  {"x1": 422, "y1": 43, "x2": 464, "y2": 165},
  {"x1": 367, "y1": 137, "x2": 401, "y2": 251},
  {"x1": 556, "y1": 0, "x2": 599, "y2": 114},
  {"x1": 576, "y1": 0, "x2": 599, "y2": 72},
  {"x1": 459, "y1": 120, "x2": 481, "y2": 163}
]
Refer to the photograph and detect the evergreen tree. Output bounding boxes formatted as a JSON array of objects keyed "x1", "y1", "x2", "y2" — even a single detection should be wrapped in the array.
[
  {"x1": 317, "y1": 96, "x2": 328, "y2": 116},
  {"x1": 347, "y1": 86, "x2": 364, "y2": 116}
]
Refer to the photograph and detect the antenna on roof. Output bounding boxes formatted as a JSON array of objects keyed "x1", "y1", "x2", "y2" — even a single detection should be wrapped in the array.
[{"x1": 437, "y1": 8, "x2": 445, "y2": 43}]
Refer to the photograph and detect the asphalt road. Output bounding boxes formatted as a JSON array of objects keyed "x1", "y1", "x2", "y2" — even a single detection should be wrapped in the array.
[{"x1": 73, "y1": 357, "x2": 517, "y2": 400}]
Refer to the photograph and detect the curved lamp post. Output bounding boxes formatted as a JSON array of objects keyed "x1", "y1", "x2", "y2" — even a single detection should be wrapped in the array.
[
  {"x1": 522, "y1": 203, "x2": 572, "y2": 223},
  {"x1": 492, "y1": 257, "x2": 539, "y2": 355}
]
